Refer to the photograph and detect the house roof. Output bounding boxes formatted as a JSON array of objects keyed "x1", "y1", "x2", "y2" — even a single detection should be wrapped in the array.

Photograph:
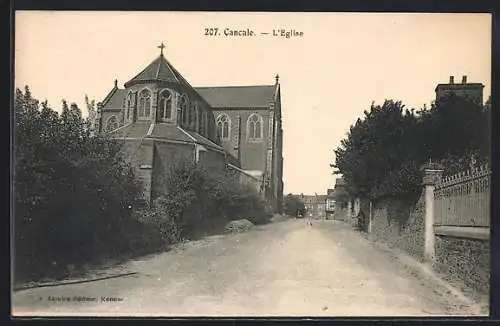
[
  {"x1": 195, "y1": 85, "x2": 276, "y2": 108},
  {"x1": 301, "y1": 194, "x2": 327, "y2": 202},
  {"x1": 332, "y1": 186, "x2": 349, "y2": 200},
  {"x1": 335, "y1": 178, "x2": 346, "y2": 187},
  {"x1": 315, "y1": 195, "x2": 327, "y2": 202},
  {"x1": 124, "y1": 54, "x2": 193, "y2": 89}
]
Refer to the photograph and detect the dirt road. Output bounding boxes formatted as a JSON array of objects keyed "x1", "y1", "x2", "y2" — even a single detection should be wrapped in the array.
[{"x1": 12, "y1": 219, "x2": 484, "y2": 317}]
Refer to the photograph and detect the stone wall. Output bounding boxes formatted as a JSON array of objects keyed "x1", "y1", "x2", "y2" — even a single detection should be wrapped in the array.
[
  {"x1": 434, "y1": 235, "x2": 490, "y2": 298},
  {"x1": 370, "y1": 192, "x2": 425, "y2": 261},
  {"x1": 151, "y1": 141, "x2": 194, "y2": 199},
  {"x1": 198, "y1": 148, "x2": 226, "y2": 170},
  {"x1": 370, "y1": 191, "x2": 490, "y2": 300}
]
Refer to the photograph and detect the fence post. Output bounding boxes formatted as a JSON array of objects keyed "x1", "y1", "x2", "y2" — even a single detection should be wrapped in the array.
[{"x1": 420, "y1": 161, "x2": 444, "y2": 264}]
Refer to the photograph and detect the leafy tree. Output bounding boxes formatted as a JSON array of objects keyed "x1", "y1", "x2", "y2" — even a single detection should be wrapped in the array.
[
  {"x1": 333, "y1": 100, "x2": 421, "y2": 198},
  {"x1": 14, "y1": 86, "x2": 143, "y2": 281},
  {"x1": 332, "y1": 94, "x2": 490, "y2": 200},
  {"x1": 283, "y1": 194, "x2": 306, "y2": 217}
]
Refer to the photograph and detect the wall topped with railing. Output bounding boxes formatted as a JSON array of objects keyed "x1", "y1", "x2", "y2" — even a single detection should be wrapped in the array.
[{"x1": 434, "y1": 163, "x2": 490, "y2": 227}]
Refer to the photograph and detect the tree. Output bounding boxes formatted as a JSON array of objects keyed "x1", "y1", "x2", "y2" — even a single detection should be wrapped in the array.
[
  {"x1": 332, "y1": 94, "x2": 491, "y2": 200},
  {"x1": 283, "y1": 194, "x2": 306, "y2": 217},
  {"x1": 332, "y1": 100, "x2": 422, "y2": 198},
  {"x1": 14, "y1": 86, "x2": 143, "y2": 281}
]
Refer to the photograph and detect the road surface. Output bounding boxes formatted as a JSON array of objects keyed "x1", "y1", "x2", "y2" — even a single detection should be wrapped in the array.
[{"x1": 12, "y1": 219, "x2": 484, "y2": 317}]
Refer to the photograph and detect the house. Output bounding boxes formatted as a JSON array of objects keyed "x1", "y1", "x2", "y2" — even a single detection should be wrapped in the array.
[
  {"x1": 302, "y1": 194, "x2": 327, "y2": 218},
  {"x1": 435, "y1": 75, "x2": 484, "y2": 105}
]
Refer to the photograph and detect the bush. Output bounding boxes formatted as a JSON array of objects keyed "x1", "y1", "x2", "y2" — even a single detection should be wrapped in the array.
[
  {"x1": 135, "y1": 197, "x2": 183, "y2": 245},
  {"x1": 154, "y1": 159, "x2": 271, "y2": 236},
  {"x1": 14, "y1": 86, "x2": 272, "y2": 282},
  {"x1": 14, "y1": 87, "x2": 143, "y2": 281}
]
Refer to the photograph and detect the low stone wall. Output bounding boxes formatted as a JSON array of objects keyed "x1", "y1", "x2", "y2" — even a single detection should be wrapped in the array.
[
  {"x1": 226, "y1": 164, "x2": 262, "y2": 195},
  {"x1": 434, "y1": 235, "x2": 490, "y2": 298},
  {"x1": 370, "y1": 193, "x2": 490, "y2": 302},
  {"x1": 370, "y1": 193, "x2": 425, "y2": 261}
]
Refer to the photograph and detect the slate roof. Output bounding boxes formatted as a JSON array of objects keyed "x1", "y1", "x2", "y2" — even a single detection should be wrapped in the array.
[
  {"x1": 335, "y1": 178, "x2": 346, "y2": 187},
  {"x1": 149, "y1": 124, "x2": 194, "y2": 143},
  {"x1": 124, "y1": 54, "x2": 193, "y2": 88},
  {"x1": 195, "y1": 85, "x2": 276, "y2": 108},
  {"x1": 108, "y1": 121, "x2": 224, "y2": 151},
  {"x1": 315, "y1": 195, "x2": 327, "y2": 202},
  {"x1": 102, "y1": 88, "x2": 126, "y2": 108},
  {"x1": 332, "y1": 186, "x2": 349, "y2": 200},
  {"x1": 109, "y1": 121, "x2": 151, "y2": 138},
  {"x1": 184, "y1": 130, "x2": 224, "y2": 151}
]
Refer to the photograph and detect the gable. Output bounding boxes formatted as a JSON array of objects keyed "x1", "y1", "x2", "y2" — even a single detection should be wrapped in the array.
[{"x1": 102, "y1": 88, "x2": 126, "y2": 109}]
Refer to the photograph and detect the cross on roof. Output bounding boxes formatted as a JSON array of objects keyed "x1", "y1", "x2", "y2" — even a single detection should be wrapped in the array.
[{"x1": 158, "y1": 42, "x2": 166, "y2": 55}]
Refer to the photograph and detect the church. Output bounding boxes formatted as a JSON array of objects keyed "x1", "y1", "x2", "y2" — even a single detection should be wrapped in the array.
[{"x1": 95, "y1": 44, "x2": 284, "y2": 212}]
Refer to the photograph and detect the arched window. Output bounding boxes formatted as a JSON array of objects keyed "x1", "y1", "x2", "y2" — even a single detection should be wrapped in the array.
[
  {"x1": 158, "y1": 89, "x2": 172, "y2": 121},
  {"x1": 105, "y1": 115, "x2": 119, "y2": 132},
  {"x1": 126, "y1": 92, "x2": 133, "y2": 120},
  {"x1": 199, "y1": 111, "x2": 206, "y2": 135},
  {"x1": 247, "y1": 113, "x2": 263, "y2": 140},
  {"x1": 179, "y1": 94, "x2": 189, "y2": 126},
  {"x1": 138, "y1": 89, "x2": 151, "y2": 119},
  {"x1": 216, "y1": 114, "x2": 231, "y2": 140},
  {"x1": 190, "y1": 102, "x2": 198, "y2": 130}
]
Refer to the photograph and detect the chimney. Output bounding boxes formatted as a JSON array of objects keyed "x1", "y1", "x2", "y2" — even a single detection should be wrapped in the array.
[
  {"x1": 449, "y1": 76, "x2": 454, "y2": 84},
  {"x1": 462, "y1": 75, "x2": 467, "y2": 84}
]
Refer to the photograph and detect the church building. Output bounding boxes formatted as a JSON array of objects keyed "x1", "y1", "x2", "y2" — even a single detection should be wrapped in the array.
[{"x1": 95, "y1": 44, "x2": 284, "y2": 212}]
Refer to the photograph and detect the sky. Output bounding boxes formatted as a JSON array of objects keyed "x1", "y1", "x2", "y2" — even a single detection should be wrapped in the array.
[{"x1": 14, "y1": 12, "x2": 491, "y2": 195}]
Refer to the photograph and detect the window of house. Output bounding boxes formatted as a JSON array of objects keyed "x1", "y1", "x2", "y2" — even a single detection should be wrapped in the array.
[
  {"x1": 216, "y1": 114, "x2": 231, "y2": 140},
  {"x1": 106, "y1": 115, "x2": 119, "y2": 132},
  {"x1": 138, "y1": 89, "x2": 151, "y2": 119},
  {"x1": 158, "y1": 89, "x2": 172, "y2": 121},
  {"x1": 247, "y1": 113, "x2": 263, "y2": 140}
]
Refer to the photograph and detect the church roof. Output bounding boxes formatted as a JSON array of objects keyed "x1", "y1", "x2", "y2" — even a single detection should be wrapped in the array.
[
  {"x1": 108, "y1": 121, "x2": 224, "y2": 152},
  {"x1": 195, "y1": 85, "x2": 276, "y2": 108},
  {"x1": 124, "y1": 54, "x2": 193, "y2": 88},
  {"x1": 102, "y1": 88, "x2": 126, "y2": 108}
]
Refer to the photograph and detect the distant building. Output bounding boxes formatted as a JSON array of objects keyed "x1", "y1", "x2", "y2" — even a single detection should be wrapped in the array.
[
  {"x1": 435, "y1": 75, "x2": 484, "y2": 105},
  {"x1": 326, "y1": 188, "x2": 335, "y2": 215},
  {"x1": 302, "y1": 194, "x2": 327, "y2": 217}
]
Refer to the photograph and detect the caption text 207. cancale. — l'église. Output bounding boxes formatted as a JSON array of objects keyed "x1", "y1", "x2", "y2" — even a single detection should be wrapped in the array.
[{"x1": 204, "y1": 28, "x2": 304, "y2": 38}]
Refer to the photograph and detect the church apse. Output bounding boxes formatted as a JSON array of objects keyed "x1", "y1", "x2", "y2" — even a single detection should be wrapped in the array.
[{"x1": 95, "y1": 43, "x2": 283, "y2": 212}]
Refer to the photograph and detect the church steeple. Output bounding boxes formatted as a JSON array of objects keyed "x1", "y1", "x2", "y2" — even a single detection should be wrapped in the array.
[
  {"x1": 158, "y1": 42, "x2": 166, "y2": 56},
  {"x1": 123, "y1": 44, "x2": 193, "y2": 89}
]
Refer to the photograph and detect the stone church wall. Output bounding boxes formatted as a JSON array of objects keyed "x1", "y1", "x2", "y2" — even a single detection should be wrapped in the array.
[
  {"x1": 198, "y1": 149, "x2": 226, "y2": 170},
  {"x1": 151, "y1": 141, "x2": 194, "y2": 199},
  {"x1": 214, "y1": 109, "x2": 270, "y2": 172},
  {"x1": 101, "y1": 110, "x2": 125, "y2": 131}
]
